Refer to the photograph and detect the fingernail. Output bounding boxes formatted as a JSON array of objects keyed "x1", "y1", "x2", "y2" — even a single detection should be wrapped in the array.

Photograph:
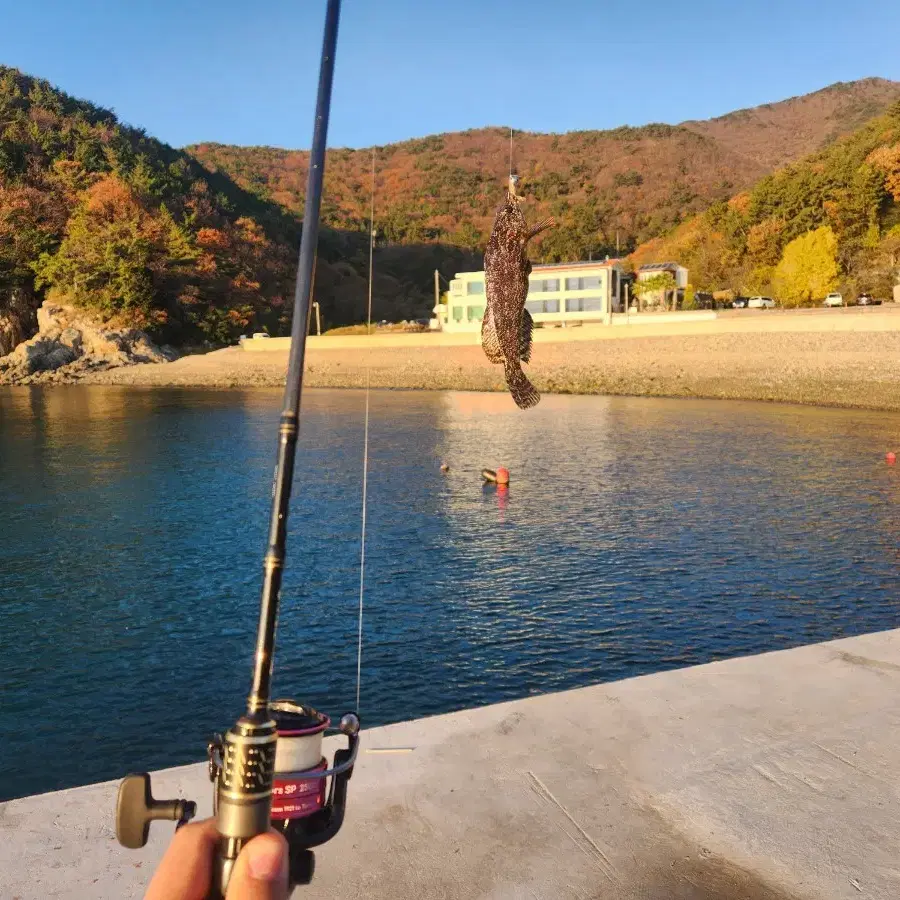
[{"x1": 248, "y1": 838, "x2": 286, "y2": 882}]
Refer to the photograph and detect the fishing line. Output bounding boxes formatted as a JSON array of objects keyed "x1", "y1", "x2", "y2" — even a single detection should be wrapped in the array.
[
  {"x1": 508, "y1": 126, "x2": 513, "y2": 178},
  {"x1": 356, "y1": 148, "x2": 376, "y2": 712}
]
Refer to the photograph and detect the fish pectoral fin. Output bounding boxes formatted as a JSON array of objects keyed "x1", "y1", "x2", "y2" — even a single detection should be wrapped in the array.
[
  {"x1": 481, "y1": 306, "x2": 504, "y2": 364},
  {"x1": 526, "y1": 218, "x2": 556, "y2": 241},
  {"x1": 519, "y1": 308, "x2": 534, "y2": 363}
]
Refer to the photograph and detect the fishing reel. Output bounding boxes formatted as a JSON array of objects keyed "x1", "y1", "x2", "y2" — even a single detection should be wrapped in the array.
[{"x1": 115, "y1": 700, "x2": 360, "y2": 894}]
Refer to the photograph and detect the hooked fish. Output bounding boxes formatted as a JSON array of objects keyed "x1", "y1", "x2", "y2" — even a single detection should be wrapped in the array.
[{"x1": 481, "y1": 175, "x2": 555, "y2": 409}]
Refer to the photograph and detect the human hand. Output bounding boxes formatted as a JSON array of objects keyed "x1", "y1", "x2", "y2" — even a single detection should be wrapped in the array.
[{"x1": 145, "y1": 818, "x2": 289, "y2": 900}]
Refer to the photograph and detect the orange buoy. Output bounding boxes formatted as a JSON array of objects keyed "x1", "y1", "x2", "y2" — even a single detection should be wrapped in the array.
[
  {"x1": 495, "y1": 466, "x2": 510, "y2": 485},
  {"x1": 887, "y1": 452, "x2": 896, "y2": 465}
]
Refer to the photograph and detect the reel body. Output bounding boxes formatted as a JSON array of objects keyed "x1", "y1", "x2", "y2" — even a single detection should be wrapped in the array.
[{"x1": 115, "y1": 701, "x2": 359, "y2": 894}]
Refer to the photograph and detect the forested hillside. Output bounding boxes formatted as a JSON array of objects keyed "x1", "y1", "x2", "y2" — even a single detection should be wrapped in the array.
[
  {"x1": 0, "y1": 66, "x2": 477, "y2": 343},
  {"x1": 189, "y1": 79, "x2": 900, "y2": 265},
  {"x1": 632, "y1": 104, "x2": 900, "y2": 304},
  {"x1": 3, "y1": 66, "x2": 899, "y2": 341}
]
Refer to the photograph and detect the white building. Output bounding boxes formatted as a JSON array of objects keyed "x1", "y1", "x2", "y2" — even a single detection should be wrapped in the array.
[{"x1": 435, "y1": 259, "x2": 626, "y2": 333}]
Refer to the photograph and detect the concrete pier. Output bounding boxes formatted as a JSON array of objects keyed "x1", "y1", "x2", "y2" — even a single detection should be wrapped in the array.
[{"x1": 3, "y1": 628, "x2": 900, "y2": 899}]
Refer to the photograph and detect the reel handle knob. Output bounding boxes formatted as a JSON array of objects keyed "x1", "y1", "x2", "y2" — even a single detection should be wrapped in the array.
[{"x1": 116, "y1": 773, "x2": 197, "y2": 849}]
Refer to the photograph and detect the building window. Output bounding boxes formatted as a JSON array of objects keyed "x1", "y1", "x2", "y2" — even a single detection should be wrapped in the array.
[
  {"x1": 466, "y1": 281, "x2": 484, "y2": 295},
  {"x1": 452, "y1": 306, "x2": 464, "y2": 322},
  {"x1": 467, "y1": 305, "x2": 484, "y2": 322},
  {"x1": 450, "y1": 280, "x2": 463, "y2": 296},
  {"x1": 525, "y1": 299, "x2": 561, "y2": 314},
  {"x1": 565, "y1": 275, "x2": 603, "y2": 291},
  {"x1": 565, "y1": 296, "x2": 605, "y2": 312},
  {"x1": 529, "y1": 278, "x2": 560, "y2": 293}
]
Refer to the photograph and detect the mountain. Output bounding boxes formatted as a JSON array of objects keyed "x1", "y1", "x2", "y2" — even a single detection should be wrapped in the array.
[
  {"x1": 188, "y1": 78, "x2": 900, "y2": 264},
  {"x1": 631, "y1": 103, "x2": 900, "y2": 304},
  {"x1": 3, "y1": 68, "x2": 899, "y2": 341},
  {"x1": 681, "y1": 78, "x2": 900, "y2": 171},
  {"x1": 0, "y1": 66, "x2": 478, "y2": 345}
]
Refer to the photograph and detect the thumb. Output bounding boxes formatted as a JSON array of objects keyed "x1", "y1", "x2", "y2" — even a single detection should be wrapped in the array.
[{"x1": 225, "y1": 831, "x2": 289, "y2": 900}]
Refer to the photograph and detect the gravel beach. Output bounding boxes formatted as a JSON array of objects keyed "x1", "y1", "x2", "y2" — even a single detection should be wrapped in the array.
[{"x1": 80, "y1": 325, "x2": 900, "y2": 411}]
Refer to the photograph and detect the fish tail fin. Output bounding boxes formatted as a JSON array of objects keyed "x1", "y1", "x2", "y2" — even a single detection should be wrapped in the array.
[{"x1": 504, "y1": 361, "x2": 540, "y2": 409}]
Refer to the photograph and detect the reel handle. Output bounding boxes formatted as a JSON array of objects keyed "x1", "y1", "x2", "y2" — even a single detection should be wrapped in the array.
[{"x1": 116, "y1": 773, "x2": 197, "y2": 849}]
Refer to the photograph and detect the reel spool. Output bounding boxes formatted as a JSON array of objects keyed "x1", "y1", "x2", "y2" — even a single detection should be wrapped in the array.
[{"x1": 115, "y1": 702, "x2": 360, "y2": 890}]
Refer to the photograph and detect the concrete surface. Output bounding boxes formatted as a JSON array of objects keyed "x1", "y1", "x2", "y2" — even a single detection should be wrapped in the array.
[
  {"x1": 239, "y1": 307, "x2": 900, "y2": 353},
  {"x1": 3, "y1": 628, "x2": 900, "y2": 899},
  {"x1": 240, "y1": 313, "x2": 721, "y2": 351}
]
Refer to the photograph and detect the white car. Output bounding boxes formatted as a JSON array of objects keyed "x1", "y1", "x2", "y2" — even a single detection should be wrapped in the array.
[
  {"x1": 823, "y1": 293, "x2": 844, "y2": 307},
  {"x1": 747, "y1": 296, "x2": 775, "y2": 309}
]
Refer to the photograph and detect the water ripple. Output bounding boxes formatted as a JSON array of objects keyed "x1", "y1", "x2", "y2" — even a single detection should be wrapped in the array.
[{"x1": 1, "y1": 387, "x2": 900, "y2": 799}]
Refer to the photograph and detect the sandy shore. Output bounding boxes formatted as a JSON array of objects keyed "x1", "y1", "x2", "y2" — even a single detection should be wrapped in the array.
[{"x1": 80, "y1": 323, "x2": 900, "y2": 411}]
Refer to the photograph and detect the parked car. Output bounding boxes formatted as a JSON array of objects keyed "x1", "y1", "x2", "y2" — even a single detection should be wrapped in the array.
[
  {"x1": 732, "y1": 297, "x2": 749, "y2": 308},
  {"x1": 748, "y1": 296, "x2": 775, "y2": 309},
  {"x1": 823, "y1": 292, "x2": 844, "y2": 307},
  {"x1": 856, "y1": 293, "x2": 882, "y2": 306}
]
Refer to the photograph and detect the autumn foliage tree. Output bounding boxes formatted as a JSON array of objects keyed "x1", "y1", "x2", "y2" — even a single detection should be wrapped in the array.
[
  {"x1": 0, "y1": 183, "x2": 69, "y2": 283},
  {"x1": 34, "y1": 175, "x2": 195, "y2": 327},
  {"x1": 772, "y1": 226, "x2": 839, "y2": 306},
  {"x1": 183, "y1": 216, "x2": 293, "y2": 342},
  {"x1": 867, "y1": 144, "x2": 900, "y2": 202}
]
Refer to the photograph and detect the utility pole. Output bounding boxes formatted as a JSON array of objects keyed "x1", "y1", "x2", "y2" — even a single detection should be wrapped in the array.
[
  {"x1": 367, "y1": 150, "x2": 376, "y2": 335},
  {"x1": 434, "y1": 269, "x2": 440, "y2": 312},
  {"x1": 616, "y1": 230, "x2": 620, "y2": 255},
  {"x1": 309, "y1": 253, "x2": 319, "y2": 335}
]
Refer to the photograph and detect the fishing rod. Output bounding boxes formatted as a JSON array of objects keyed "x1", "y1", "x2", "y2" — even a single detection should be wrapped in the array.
[{"x1": 114, "y1": 1, "x2": 359, "y2": 894}]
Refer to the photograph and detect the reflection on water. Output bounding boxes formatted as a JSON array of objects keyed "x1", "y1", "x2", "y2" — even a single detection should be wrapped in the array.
[{"x1": 1, "y1": 386, "x2": 899, "y2": 800}]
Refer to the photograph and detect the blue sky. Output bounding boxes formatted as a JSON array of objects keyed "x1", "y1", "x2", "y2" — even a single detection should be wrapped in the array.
[{"x1": 2, "y1": 0, "x2": 899, "y2": 150}]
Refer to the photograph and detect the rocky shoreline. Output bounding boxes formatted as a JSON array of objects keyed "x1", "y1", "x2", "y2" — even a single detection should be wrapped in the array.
[{"x1": 0, "y1": 302, "x2": 176, "y2": 385}]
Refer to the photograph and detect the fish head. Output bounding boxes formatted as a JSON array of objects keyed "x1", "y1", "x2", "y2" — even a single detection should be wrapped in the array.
[
  {"x1": 496, "y1": 175, "x2": 528, "y2": 244},
  {"x1": 495, "y1": 201, "x2": 528, "y2": 248},
  {"x1": 507, "y1": 173, "x2": 527, "y2": 204}
]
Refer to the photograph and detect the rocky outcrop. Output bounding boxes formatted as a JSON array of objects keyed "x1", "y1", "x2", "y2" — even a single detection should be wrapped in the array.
[
  {"x1": 0, "y1": 287, "x2": 39, "y2": 356},
  {"x1": 0, "y1": 302, "x2": 177, "y2": 385}
]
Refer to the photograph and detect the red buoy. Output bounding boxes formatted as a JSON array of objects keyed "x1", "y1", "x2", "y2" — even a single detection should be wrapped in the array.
[
  {"x1": 887, "y1": 452, "x2": 896, "y2": 465},
  {"x1": 495, "y1": 466, "x2": 510, "y2": 485}
]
